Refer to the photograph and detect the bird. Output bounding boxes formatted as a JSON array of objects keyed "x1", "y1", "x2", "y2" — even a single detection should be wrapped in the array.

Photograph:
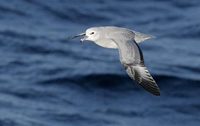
[{"x1": 70, "y1": 26, "x2": 160, "y2": 96}]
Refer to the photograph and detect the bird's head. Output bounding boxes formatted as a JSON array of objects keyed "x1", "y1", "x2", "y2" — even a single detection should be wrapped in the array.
[
  {"x1": 80, "y1": 28, "x2": 100, "y2": 42},
  {"x1": 68, "y1": 27, "x2": 101, "y2": 43}
]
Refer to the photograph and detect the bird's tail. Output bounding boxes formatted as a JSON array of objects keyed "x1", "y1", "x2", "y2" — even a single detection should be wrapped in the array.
[
  {"x1": 133, "y1": 31, "x2": 155, "y2": 44},
  {"x1": 125, "y1": 64, "x2": 160, "y2": 96}
]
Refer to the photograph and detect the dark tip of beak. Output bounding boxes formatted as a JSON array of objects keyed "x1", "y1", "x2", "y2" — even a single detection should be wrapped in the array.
[{"x1": 67, "y1": 33, "x2": 86, "y2": 40}]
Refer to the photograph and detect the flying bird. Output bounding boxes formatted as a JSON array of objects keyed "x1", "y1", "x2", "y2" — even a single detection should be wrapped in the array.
[{"x1": 70, "y1": 26, "x2": 160, "y2": 96}]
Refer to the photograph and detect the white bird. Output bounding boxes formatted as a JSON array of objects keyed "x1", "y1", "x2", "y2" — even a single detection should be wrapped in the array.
[{"x1": 71, "y1": 26, "x2": 160, "y2": 96}]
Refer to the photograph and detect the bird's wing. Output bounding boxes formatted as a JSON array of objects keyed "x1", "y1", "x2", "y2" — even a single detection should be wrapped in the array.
[
  {"x1": 133, "y1": 31, "x2": 155, "y2": 43},
  {"x1": 125, "y1": 64, "x2": 160, "y2": 96},
  {"x1": 112, "y1": 38, "x2": 160, "y2": 96}
]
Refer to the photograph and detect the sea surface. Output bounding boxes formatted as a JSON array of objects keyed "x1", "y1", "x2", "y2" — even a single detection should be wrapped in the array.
[{"x1": 0, "y1": 0, "x2": 200, "y2": 126}]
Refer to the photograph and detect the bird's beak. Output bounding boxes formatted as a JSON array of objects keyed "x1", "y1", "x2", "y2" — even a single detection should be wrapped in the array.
[
  {"x1": 67, "y1": 32, "x2": 88, "y2": 43},
  {"x1": 67, "y1": 32, "x2": 86, "y2": 40}
]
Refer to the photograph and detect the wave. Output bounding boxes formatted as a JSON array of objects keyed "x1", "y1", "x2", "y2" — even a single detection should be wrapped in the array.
[
  {"x1": 38, "y1": 73, "x2": 200, "y2": 89},
  {"x1": 0, "y1": 4, "x2": 27, "y2": 16},
  {"x1": 0, "y1": 30, "x2": 37, "y2": 40},
  {"x1": 42, "y1": 112, "x2": 116, "y2": 125}
]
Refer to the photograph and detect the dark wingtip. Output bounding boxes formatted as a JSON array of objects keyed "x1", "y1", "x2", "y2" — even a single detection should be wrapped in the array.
[
  {"x1": 152, "y1": 90, "x2": 161, "y2": 96},
  {"x1": 147, "y1": 84, "x2": 161, "y2": 96}
]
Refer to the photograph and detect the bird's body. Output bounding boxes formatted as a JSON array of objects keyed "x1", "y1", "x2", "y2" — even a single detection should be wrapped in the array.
[
  {"x1": 85, "y1": 26, "x2": 153, "y2": 49},
  {"x1": 73, "y1": 26, "x2": 160, "y2": 96}
]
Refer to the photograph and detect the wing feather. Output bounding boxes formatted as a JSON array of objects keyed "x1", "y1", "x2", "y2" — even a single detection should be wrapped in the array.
[
  {"x1": 112, "y1": 38, "x2": 160, "y2": 96},
  {"x1": 125, "y1": 64, "x2": 160, "y2": 96}
]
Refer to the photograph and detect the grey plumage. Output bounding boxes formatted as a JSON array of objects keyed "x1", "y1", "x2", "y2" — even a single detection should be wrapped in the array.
[
  {"x1": 111, "y1": 37, "x2": 160, "y2": 96},
  {"x1": 73, "y1": 26, "x2": 160, "y2": 96},
  {"x1": 124, "y1": 63, "x2": 160, "y2": 96}
]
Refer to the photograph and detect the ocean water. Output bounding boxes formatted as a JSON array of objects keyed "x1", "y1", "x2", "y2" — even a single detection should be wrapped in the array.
[{"x1": 0, "y1": 0, "x2": 200, "y2": 126}]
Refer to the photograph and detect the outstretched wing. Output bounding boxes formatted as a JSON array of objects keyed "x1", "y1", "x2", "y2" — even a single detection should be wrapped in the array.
[
  {"x1": 125, "y1": 64, "x2": 160, "y2": 96},
  {"x1": 112, "y1": 38, "x2": 160, "y2": 96}
]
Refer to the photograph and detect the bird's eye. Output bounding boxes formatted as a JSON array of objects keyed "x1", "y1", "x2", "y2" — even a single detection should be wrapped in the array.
[{"x1": 90, "y1": 32, "x2": 94, "y2": 35}]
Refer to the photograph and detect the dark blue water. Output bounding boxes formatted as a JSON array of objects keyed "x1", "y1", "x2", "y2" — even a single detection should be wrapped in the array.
[{"x1": 0, "y1": 0, "x2": 200, "y2": 126}]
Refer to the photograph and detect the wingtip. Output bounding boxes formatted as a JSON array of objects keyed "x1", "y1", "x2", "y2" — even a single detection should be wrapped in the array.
[
  {"x1": 127, "y1": 65, "x2": 161, "y2": 96},
  {"x1": 150, "y1": 86, "x2": 161, "y2": 96},
  {"x1": 141, "y1": 83, "x2": 160, "y2": 96},
  {"x1": 133, "y1": 31, "x2": 156, "y2": 43},
  {"x1": 152, "y1": 90, "x2": 161, "y2": 96},
  {"x1": 149, "y1": 35, "x2": 156, "y2": 39}
]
